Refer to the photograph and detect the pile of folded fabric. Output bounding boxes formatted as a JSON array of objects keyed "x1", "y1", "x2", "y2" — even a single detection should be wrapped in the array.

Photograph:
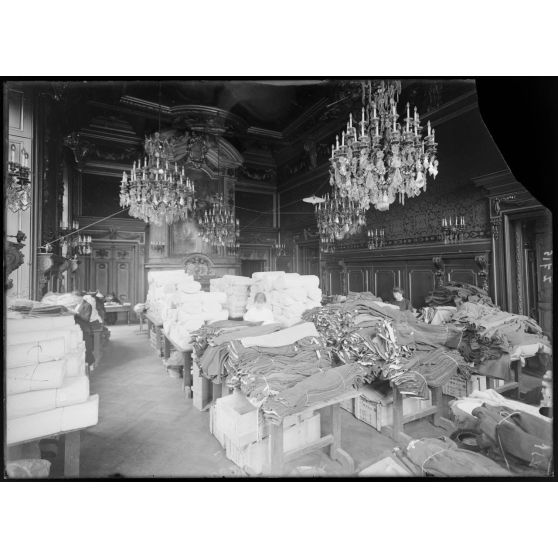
[
  {"x1": 302, "y1": 295, "x2": 469, "y2": 397},
  {"x1": 6, "y1": 313, "x2": 99, "y2": 446},
  {"x1": 226, "y1": 322, "x2": 332, "y2": 406},
  {"x1": 425, "y1": 281, "x2": 496, "y2": 307},
  {"x1": 192, "y1": 322, "x2": 283, "y2": 384},
  {"x1": 162, "y1": 291, "x2": 229, "y2": 348},
  {"x1": 249, "y1": 271, "x2": 322, "y2": 326},
  {"x1": 262, "y1": 363, "x2": 367, "y2": 422},
  {"x1": 210, "y1": 275, "x2": 253, "y2": 318}
]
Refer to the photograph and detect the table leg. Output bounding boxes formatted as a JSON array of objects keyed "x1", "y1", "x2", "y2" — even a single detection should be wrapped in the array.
[
  {"x1": 183, "y1": 351, "x2": 192, "y2": 399},
  {"x1": 269, "y1": 422, "x2": 284, "y2": 476},
  {"x1": 431, "y1": 386, "x2": 455, "y2": 433},
  {"x1": 163, "y1": 336, "x2": 171, "y2": 360},
  {"x1": 64, "y1": 431, "x2": 80, "y2": 478},
  {"x1": 392, "y1": 384, "x2": 404, "y2": 442},
  {"x1": 329, "y1": 403, "x2": 354, "y2": 474}
]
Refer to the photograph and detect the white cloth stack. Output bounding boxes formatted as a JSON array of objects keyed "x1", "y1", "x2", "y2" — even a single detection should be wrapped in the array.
[
  {"x1": 249, "y1": 271, "x2": 322, "y2": 327},
  {"x1": 6, "y1": 314, "x2": 98, "y2": 446},
  {"x1": 210, "y1": 275, "x2": 253, "y2": 318}
]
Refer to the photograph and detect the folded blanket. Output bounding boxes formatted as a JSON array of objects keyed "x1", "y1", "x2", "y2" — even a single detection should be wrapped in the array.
[
  {"x1": 7, "y1": 376, "x2": 90, "y2": 419},
  {"x1": 263, "y1": 363, "x2": 366, "y2": 421},
  {"x1": 240, "y1": 322, "x2": 318, "y2": 348}
]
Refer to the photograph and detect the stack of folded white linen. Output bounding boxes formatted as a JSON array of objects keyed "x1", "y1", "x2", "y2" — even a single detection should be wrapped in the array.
[
  {"x1": 6, "y1": 313, "x2": 99, "y2": 446},
  {"x1": 210, "y1": 275, "x2": 253, "y2": 318},
  {"x1": 163, "y1": 291, "x2": 229, "y2": 349},
  {"x1": 145, "y1": 270, "x2": 202, "y2": 322},
  {"x1": 249, "y1": 271, "x2": 322, "y2": 327}
]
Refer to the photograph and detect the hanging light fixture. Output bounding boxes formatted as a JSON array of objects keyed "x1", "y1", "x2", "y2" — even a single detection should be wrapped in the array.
[
  {"x1": 7, "y1": 144, "x2": 31, "y2": 213},
  {"x1": 119, "y1": 84, "x2": 197, "y2": 225},
  {"x1": 197, "y1": 140, "x2": 239, "y2": 255},
  {"x1": 314, "y1": 191, "x2": 366, "y2": 252},
  {"x1": 329, "y1": 80, "x2": 439, "y2": 212}
]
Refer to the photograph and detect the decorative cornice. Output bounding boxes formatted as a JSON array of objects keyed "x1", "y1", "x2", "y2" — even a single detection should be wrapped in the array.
[{"x1": 119, "y1": 98, "x2": 248, "y2": 135}]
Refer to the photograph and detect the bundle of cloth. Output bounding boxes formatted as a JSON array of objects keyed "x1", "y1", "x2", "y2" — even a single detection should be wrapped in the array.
[
  {"x1": 210, "y1": 275, "x2": 253, "y2": 318},
  {"x1": 425, "y1": 281, "x2": 496, "y2": 307},
  {"x1": 262, "y1": 363, "x2": 367, "y2": 422},
  {"x1": 249, "y1": 271, "x2": 322, "y2": 327},
  {"x1": 162, "y1": 291, "x2": 229, "y2": 348},
  {"x1": 191, "y1": 322, "x2": 283, "y2": 383},
  {"x1": 449, "y1": 390, "x2": 553, "y2": 474},
  {"x1": 302, "y1": 295, "x2": 471, "y2": 398},
  {"x1": 451, "y1": 304, "x2": 550, "y2": 379},
  {"x1": 225, "y1": 323, "x2": 331, "y2": 406},
  {"x1": 6, "y1": 313, "x2": 99, "y2": 446},
  {"x1": 145, "y1": 270, "x2": 202, "y2": 322},
  {"x1": 403, "y1": 436, "x2": 511, "y2": 476}
]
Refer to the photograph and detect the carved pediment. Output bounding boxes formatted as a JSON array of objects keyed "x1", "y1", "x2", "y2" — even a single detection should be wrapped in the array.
[{"x1": 183, "y1": 253, "x2": 215, "y2": 281}]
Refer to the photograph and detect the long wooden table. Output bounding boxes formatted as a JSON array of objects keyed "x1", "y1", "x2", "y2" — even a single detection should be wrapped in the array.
[
  {"x1": 104, "y1": 303, "x2": 132, "y2": 325},
  {"x1": 162, "y1": 333, "x2": 193, "y2": 399},
  {"x1": 266, "y1": 390, "x2": 359, "y2": 476}
]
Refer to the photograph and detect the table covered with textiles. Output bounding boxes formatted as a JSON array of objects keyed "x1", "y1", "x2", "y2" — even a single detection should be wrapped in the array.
[{"x1": 266, "y1": 389, "x2": 360, "y2": 476}]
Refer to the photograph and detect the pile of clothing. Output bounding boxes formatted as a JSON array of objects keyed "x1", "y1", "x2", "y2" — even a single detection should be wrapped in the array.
[
  {"x1": 450, "y1": 390, "x2": 553, "y2": 475},
  {"x1": 210, "y1": 275, "x2": 253, "y2": 318},
  {"x1": 249, "y1": 271, "x2": 322, "y2": 326},
  {"x1": 425, "y1": 281, "x2": 496, "y2": 307},
  {"x1": 6, "y1": 313, "x2": 99, "y2": 446},
  {"x1": 226, "y1": 324, "x2": 332, "y2": 406},
  {"x1": 262, "y1": 363, "x2": 366, "y2": 422},
  {"x1": 302, "y1": 294, "x2": 471, "y2": 398},
  {"x1": 191, "y1": 322, "x2": 282, "y2": 383}
]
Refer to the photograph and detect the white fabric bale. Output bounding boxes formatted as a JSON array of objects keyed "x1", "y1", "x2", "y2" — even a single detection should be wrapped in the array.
[
  {"x1": 6, "y1": 394, "x2": 99, "y2": 446},
  {"x1": 7, "y1": 376, "x2": 90, "y2": 419},
  {"x1": 6, "y1": 315, "x2": 77, "y2": 334},
  {"x1": 6, "y1": 360, "x2": 68, "y2": 395},
  {"x1": 7, "y1": 338, "x2": 67, "y2": 368}
]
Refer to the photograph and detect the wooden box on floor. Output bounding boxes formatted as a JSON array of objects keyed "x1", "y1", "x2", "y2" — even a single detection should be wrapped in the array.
[
  {"x1": 210, "y1": 403, "x2": 321, "y2": 475},
  {"x1": 354, "y1": 385, "x2": 433, "y2": 431}
]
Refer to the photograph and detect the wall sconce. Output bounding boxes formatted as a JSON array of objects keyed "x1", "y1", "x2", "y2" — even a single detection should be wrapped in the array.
[
  {"x1": 71, "y1": 235, "x2": 92, "y2": 256},
  {"x1": 7, "y1": 144, "x2": 31, "y2": 213},
  {"x1": 273, "y1": 242, "x2": 287, "y2": 257},
  {"x1": 367, "y1": 227, "x2": 385, "y2": 249},
  {"x1": 150, "y1": 241, "x2": 166, "y2": 253},
  {"x1": 441, "y1": 215, "x2": 465, "y2": 244}
]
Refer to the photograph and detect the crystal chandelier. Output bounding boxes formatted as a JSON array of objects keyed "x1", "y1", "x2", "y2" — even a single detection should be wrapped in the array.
[
  {"x1": 330, "y1": 80, "x2": 439, "y2": 212},
  {"x1": 315, "y1": 191, "x2": 366, "y2": 252},
  {"x1": 7, "y1": 144, "x2": 31, "y2": 213},
  {"x1": 120, "y1": 132, "x2": 197, "y2": 225},
  {"x1": 198, "y1": 194, "x2": 239, "y2": 255}
]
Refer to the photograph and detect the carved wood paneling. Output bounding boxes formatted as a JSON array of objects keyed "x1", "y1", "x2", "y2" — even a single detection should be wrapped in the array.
[
  {"x1": 447, "y1": 268, "x2": 477, "y2": 285},
  {"x1": 408, "y1": 269, "x2": 435, "y2": 309},
  {"x1": 347, "y1": 269, "x2": 365, "y2": 293},
  {"x1": 372, "y1": 268, "x2": 401, "y2": 300}
]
